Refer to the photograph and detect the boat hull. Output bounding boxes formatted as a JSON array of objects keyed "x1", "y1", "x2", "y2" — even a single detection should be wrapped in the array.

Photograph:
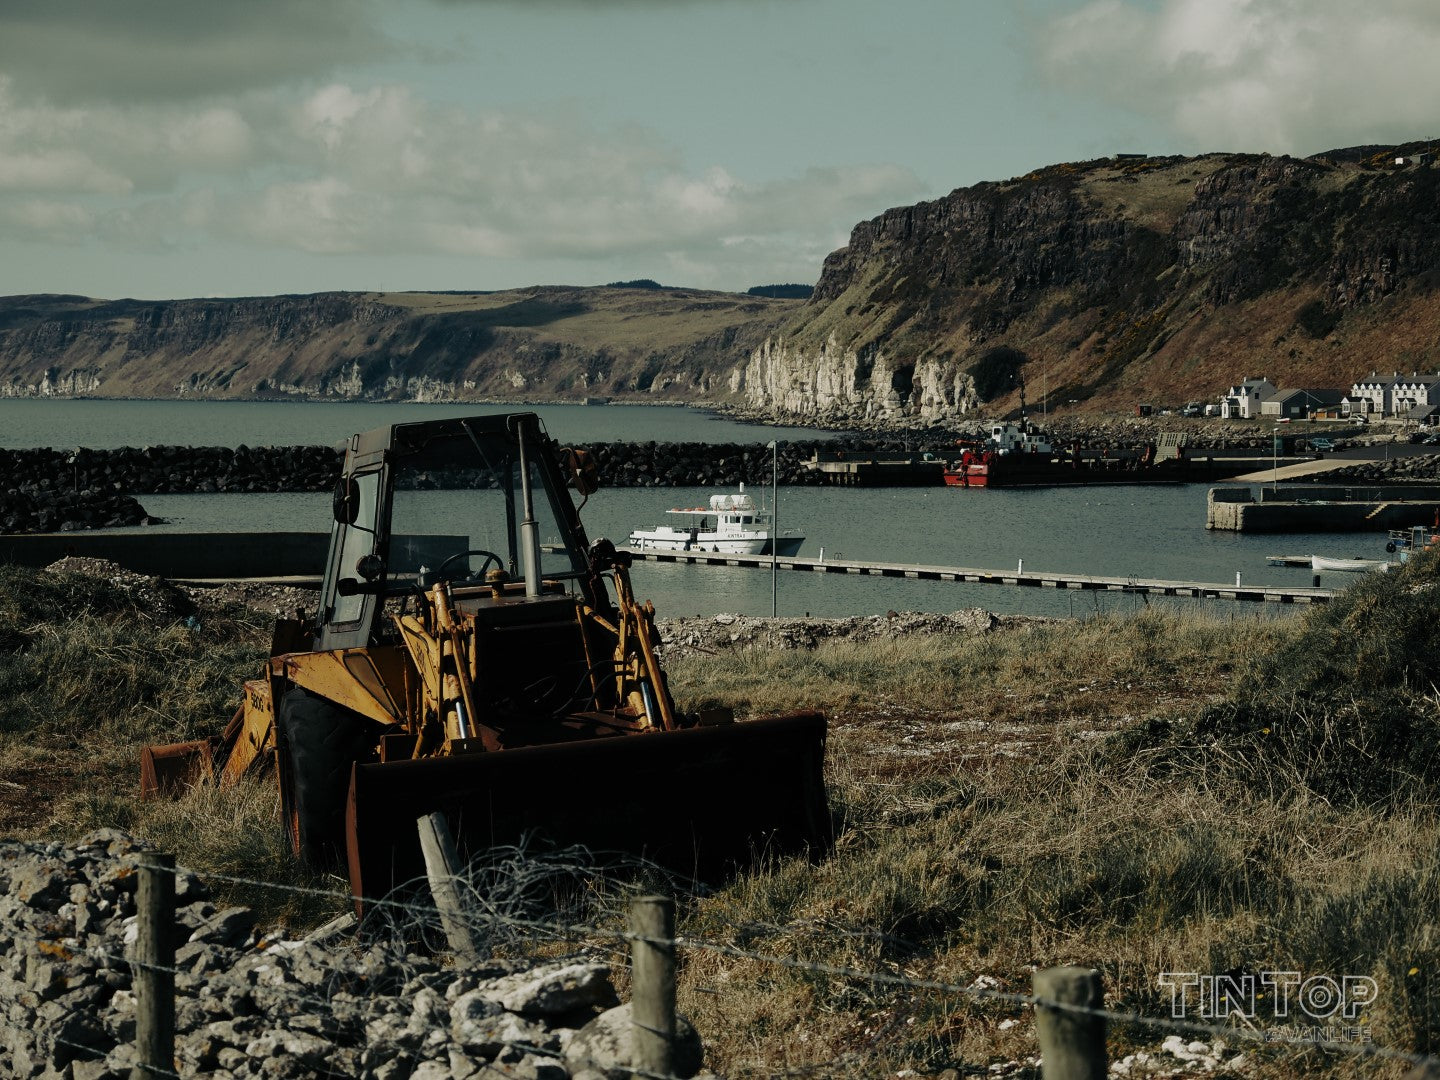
[
  {"x1": 943, "y1": 465, "x2": 990, "y2": 487},
  {"x1": 944, "y1": 456, "x2": 1180, "y2": 488},
  {"x1": 1310, "y1": 555, "x2": 1390, "y2": 573},
  {"x1": 627, "y1": 531, "x2": 806, "y2": 556}
]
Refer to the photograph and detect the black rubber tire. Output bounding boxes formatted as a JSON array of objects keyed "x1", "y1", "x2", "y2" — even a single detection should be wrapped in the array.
[{"x1": 278, "y1": 689, "x2": 373, "y2": 869}]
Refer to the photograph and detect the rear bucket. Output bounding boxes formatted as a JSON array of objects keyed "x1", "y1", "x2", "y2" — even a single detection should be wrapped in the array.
[
  {"x1": 345, "y1": 712, "x2": 830, "y2": 911},
  {"x1": 139, "y1": 740, "x2": 215, "y2": 800}
]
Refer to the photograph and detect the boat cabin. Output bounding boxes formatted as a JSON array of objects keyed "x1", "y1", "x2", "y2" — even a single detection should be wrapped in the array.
[{"x1": 988, "y1": 422, "x2": 1052, "y2": 455}]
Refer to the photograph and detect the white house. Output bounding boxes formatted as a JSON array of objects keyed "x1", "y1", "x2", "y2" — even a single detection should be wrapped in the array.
[
  {"x1": 1220, "y1": 377, "x2": 1277, "y2": 419},
  {"x1": 1391, "y1": 372, "x2": 1440, "y2": 414},
  {"x1": 1350, "y1": 372, "x2": 1400, "y2": 416},
  {"x1": 1349, "y1": 371, "x2": 1440, "y2": 416}
]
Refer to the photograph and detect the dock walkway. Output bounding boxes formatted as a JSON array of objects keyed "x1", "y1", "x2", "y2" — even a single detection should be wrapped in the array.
[{"x1": 623, "y1": 549, "x2": 1333, "y2": 604}]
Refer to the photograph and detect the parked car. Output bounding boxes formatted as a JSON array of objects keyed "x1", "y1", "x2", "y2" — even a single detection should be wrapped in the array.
[{"x1": 1310, "y1": 438, "x2": 1335, "y2": 452}]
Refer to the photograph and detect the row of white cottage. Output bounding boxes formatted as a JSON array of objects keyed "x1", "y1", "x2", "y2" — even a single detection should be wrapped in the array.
[{"x1": 1221, "y1": 373, "x2": 1440, "y2": 422}]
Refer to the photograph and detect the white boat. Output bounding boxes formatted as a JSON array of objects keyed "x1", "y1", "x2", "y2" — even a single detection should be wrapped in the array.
[
  {"x1": 627, "y1": 485, "x2": 804, "y2": 555},
  {"x1": 1310, "y1": 554, "x2": 1390, "y2": 573}
]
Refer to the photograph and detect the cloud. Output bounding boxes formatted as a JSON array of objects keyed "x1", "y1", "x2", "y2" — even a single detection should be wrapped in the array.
[
  {"x1": 0, "y1": 0, "x2": 393, "y2": 104},
  {"x1": 0, "y1": 78, "x2": 924, "y2": 286},
  {"x1": 1037, "y1": 0, "x2": 1440, "y2": 154}
]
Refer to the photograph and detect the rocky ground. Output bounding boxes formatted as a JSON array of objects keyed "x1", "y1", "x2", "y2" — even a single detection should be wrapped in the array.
[
  {"x1": 654, "y1": 608, "x2": 1042, "y2": 656},
  {"x1": 0, "y1": 829, "x2": 705, "y2": 1080}
]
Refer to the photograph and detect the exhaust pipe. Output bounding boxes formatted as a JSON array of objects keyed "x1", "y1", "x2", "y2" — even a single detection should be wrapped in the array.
[{"x1": 514, "y1": 416, "x2": 542, "y2": 598}]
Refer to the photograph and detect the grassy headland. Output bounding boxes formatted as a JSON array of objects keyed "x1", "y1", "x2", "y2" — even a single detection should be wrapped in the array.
[{"x1": 0, "y1": 558, "x2": 1435, "y2": 1076}]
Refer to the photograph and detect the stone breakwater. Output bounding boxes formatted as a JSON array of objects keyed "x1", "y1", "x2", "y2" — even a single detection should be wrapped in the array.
[
  {"x1": 0, "y1": 829, "x2": 705, "y2": 1079},
  {"x1": 0, "y1": 443, "x2": 833, "y2": 536},
  {"x1": 0, "y1": 445, "x2": 340, "y2": 535},
  {"x1": 0, "y1": 446, "x2": 341, "y2": 497},
  {"x1": 0, "y1": 485, "x2": 153, "y2": 535},
  {"x1": 1303, "y1": 452, "x2": 1440, "y2": 484}
]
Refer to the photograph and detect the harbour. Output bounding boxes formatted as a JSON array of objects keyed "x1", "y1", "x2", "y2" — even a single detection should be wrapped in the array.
[{"x1": 0, "y1": 402, "x2": 1418, "y2": 619}]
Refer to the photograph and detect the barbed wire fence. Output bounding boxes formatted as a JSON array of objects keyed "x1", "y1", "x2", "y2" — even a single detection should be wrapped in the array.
[{"x1": 3, "y1": 829, "x2": 1438, "y2": 1079}]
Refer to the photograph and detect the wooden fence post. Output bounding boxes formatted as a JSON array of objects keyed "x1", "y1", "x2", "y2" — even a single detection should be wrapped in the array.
[
  {"x1": 130, "y1": 851, "x2": 175, "y2": 1080},
  {"x1": 1033, "y1": 966, "x2": 1106, "y2": 1080},
  {"x1": 417, "y1": 813, "x2": 481, "y2": 965},
  {"x1": 629, "y1": 895, "x2": 677, "y2": 1075}
]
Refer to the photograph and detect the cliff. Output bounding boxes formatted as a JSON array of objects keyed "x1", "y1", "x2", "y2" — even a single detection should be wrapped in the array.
[
  {"x1": 744, "y1": 141, "x2": 1440, "y2": 422},
  {"x1": 7, "y1": 141, "x2": 1440, "y2": 424},
  {"x1": 0, "y1": 287, "x2": 792, "y2": 404}
]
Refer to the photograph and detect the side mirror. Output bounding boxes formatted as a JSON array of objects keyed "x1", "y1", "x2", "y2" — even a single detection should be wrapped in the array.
[
  {"x1": 332, "y1": 477, "x2": 360, "y2": 524},
  {"x1": 355, "y1": 553, "x2": 384, "y2": 581},
  {"x1": 564, "y1": 448, "x2": 600, "y2": 496}
]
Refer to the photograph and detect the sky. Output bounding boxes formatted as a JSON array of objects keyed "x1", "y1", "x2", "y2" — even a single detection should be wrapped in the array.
[{"x1": 2, "y1": 0, "x2": 1439, "y2": 301}]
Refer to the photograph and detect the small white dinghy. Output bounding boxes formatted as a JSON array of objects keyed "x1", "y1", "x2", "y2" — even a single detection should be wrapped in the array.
[{"x1": 1310, "y1": 554, "x2": 1390, "y2": 573}]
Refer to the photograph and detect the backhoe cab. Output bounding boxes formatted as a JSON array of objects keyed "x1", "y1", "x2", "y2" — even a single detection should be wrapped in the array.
[{"x1": 143, "y1": 413, "x2": 829, "y2": 906}]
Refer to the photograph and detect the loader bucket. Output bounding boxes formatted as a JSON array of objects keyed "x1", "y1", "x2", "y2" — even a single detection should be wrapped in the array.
[
  {"x1": 345, "y1": 712, "x2": 830, "y2": 911},
  {"x1": 139, "y1": 740, "x2": 215, "y2": 800}
]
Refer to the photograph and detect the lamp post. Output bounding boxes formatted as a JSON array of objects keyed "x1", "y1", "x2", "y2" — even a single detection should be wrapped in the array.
[
  {"x1": 767, "y1": 440, "x2": 778, "y2": 617},
  {"x1": 1272, "y1": 427, "x2": 1278, "y2": 493}
]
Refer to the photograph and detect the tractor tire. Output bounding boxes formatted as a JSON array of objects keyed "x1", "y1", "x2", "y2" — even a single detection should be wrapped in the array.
[{"x1": 278, "y1": 689, "x2": 373, "y2": 869}]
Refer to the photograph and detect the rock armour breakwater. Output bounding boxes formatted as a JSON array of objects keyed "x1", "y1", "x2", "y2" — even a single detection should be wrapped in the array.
[
  {"x1": 1302, "y1": 452, "x2": 1440, "y2": 484},
  {"x1": 0, "y1": 485, "x2": 152, "y2": 534},
  {"x1": 0, "y1": 441, "x2": 827, "y2": 502}
]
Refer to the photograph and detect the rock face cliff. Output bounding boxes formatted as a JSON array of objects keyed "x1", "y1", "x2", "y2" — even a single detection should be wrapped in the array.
[
  {"x1": 738, "y1": 141, "x2": 1440, "y2": 422},
  {"x1": 0, "y1": 287, "x2": 790, "y2": 405},
  {"x1": 6, "y1": 142, "x2": 1440, "y2": 424},
  {"x1": 731, "y1": 335, "x2": 974, "y2": 425}
]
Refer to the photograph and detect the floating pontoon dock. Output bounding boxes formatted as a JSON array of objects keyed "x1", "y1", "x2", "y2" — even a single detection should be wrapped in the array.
[{"x1": 622, "y1": 549, "x2": 1334, "y2": 604}]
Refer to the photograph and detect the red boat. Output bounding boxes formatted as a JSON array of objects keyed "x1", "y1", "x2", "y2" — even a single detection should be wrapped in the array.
[
  {"x1": 942, "y1": 421, "x2": 1164, "y2": 488},
  {"x1": 943, "y1": 446, "x2": 993, "y2": 487}
]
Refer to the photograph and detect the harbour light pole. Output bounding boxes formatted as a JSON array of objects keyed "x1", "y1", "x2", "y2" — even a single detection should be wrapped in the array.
[{"x1": 767, "y1": 440, "x2": 778, "y2": 617}]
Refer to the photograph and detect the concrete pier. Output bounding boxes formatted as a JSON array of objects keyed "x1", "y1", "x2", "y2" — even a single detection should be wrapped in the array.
[
  {"x1": 1208, "y1": 485, "x2": 1440, "y2": 532},
  {"x1": 623, "y1": 549, "x2": 1334, "y2": 604}
]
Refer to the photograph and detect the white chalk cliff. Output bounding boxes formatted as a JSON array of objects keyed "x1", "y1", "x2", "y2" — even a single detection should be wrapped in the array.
[{"x1": 732, "y1": 335, "x2": 977, "y2": 424}]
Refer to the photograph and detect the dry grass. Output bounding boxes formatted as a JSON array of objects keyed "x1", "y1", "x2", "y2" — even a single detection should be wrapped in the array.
[
  {"x1": 0, "y1": 565, "x2": 342, "y2": 924},
  {"x1": 661, "y1": 576, "x2": 1440, "y2": 1078},
  {"x1": 667, "y1": 605, "x2": 1285, "y2": 729},
  {"x1": 1, "y1": 560, "x2": 1437, "y2": 1076}
]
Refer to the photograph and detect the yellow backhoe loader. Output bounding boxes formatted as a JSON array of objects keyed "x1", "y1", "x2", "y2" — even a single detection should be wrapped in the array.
[{"x1": 142, "y1": 413, "x2": 829, "y2": 906}]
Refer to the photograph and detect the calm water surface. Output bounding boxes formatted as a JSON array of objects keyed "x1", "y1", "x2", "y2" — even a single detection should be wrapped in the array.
[
  {"x1": 135, "y1": 483, "x2": 1387, "y2": 619},
  {"x1": 0, "y1": 399, "x2": 833, "y2": 449}
]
